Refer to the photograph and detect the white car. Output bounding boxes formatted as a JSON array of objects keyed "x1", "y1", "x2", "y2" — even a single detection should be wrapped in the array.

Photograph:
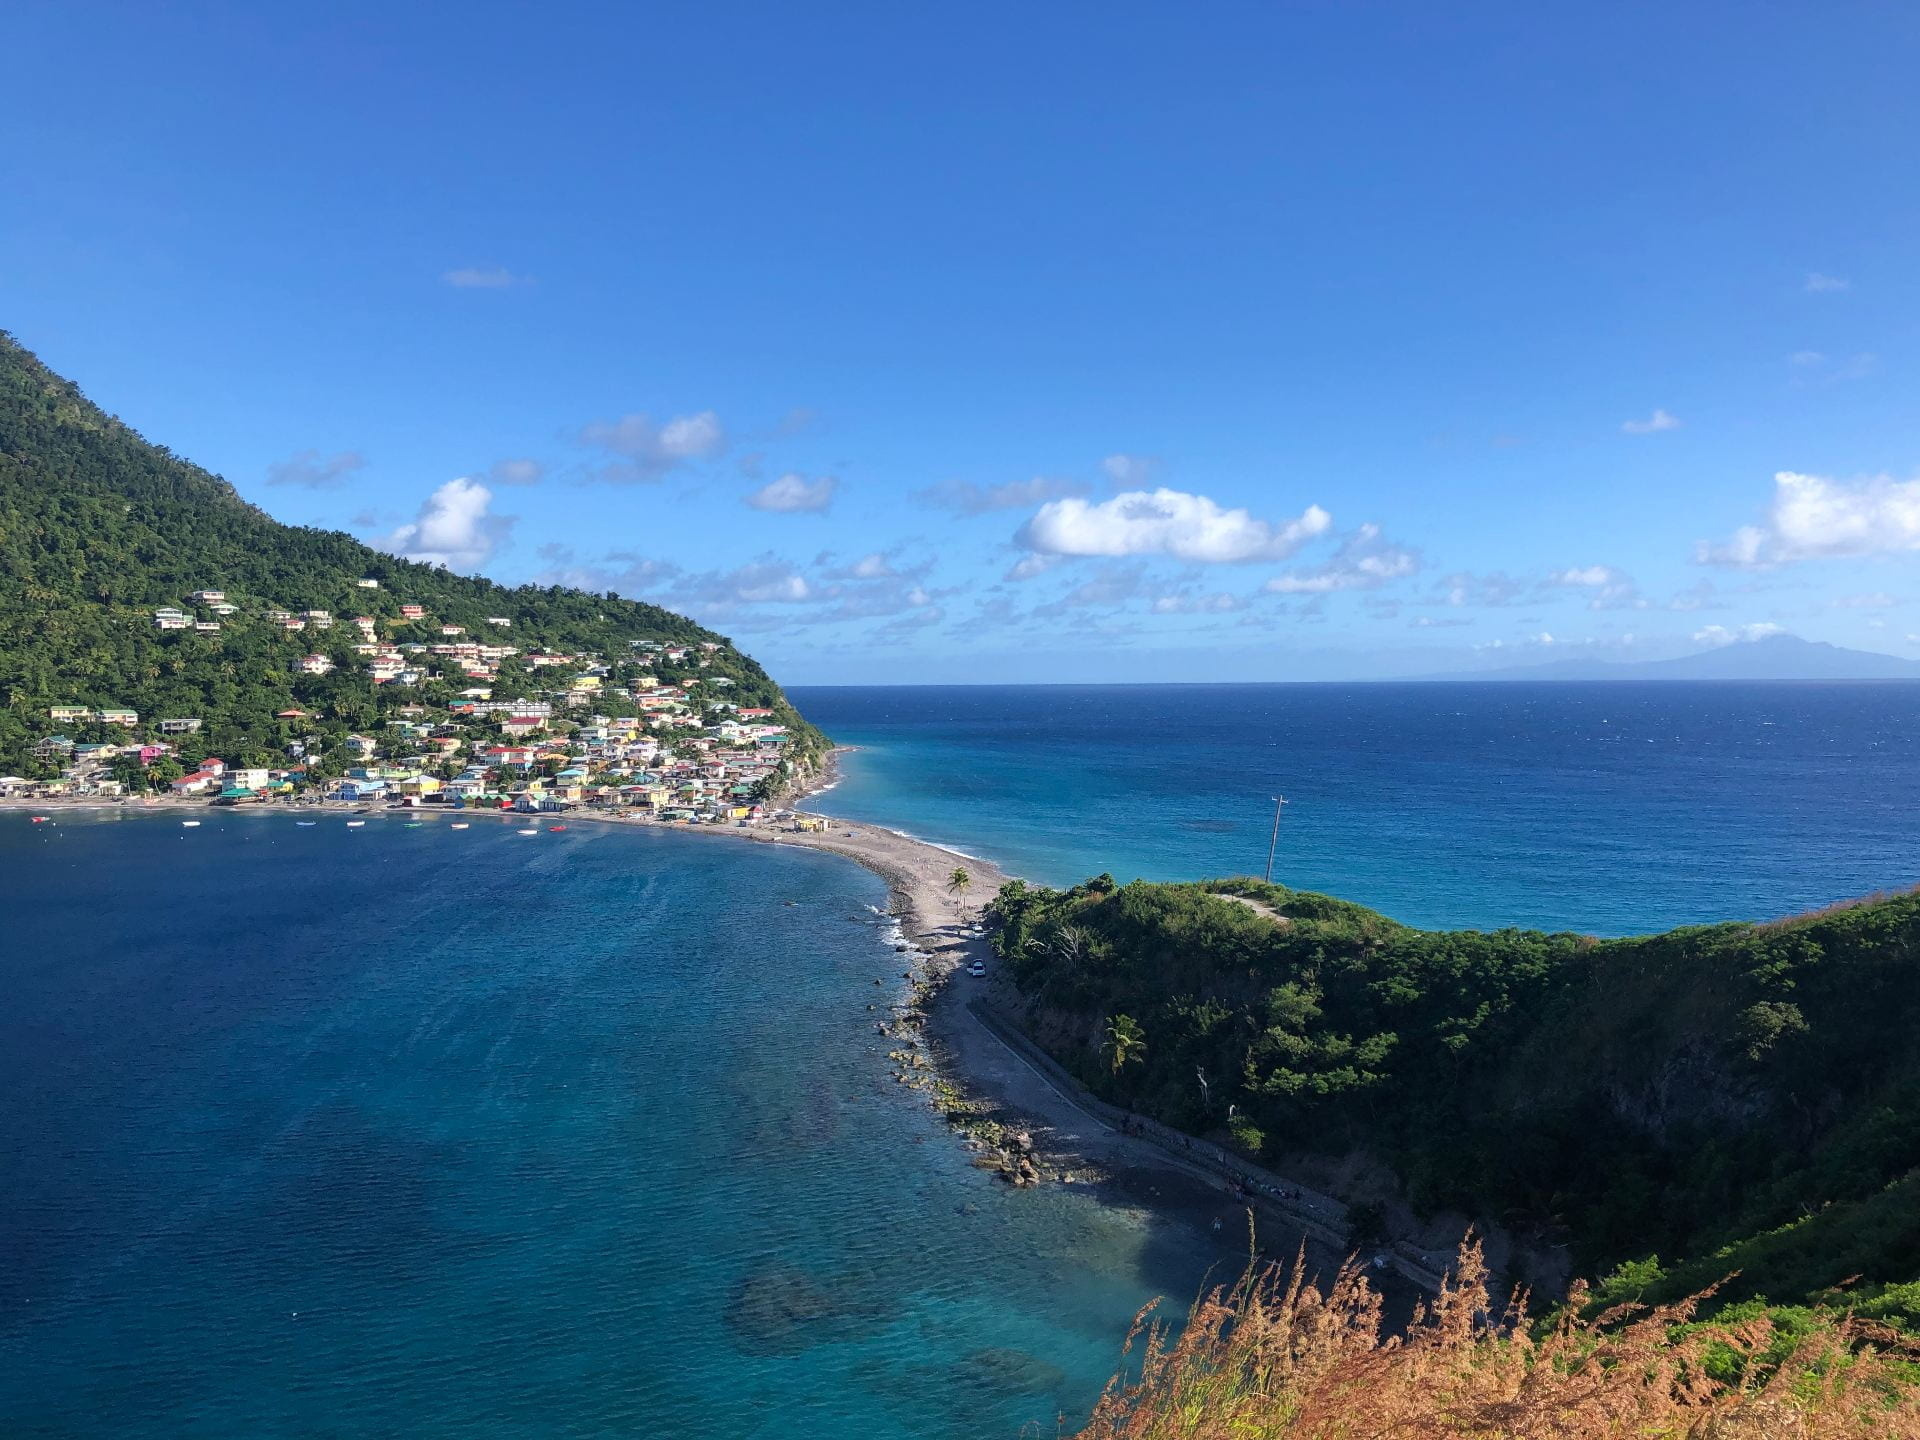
[{"x1": 967, "y1": 961, "x2": 987, "y2": 978}]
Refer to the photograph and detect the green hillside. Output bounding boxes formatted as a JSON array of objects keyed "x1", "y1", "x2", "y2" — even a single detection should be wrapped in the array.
[
  {"x1": 991, "y1": 875, "x2": 1920, "y2": 1323},
  {"x1": 0, "y1": 331, "x2": 824, "y2": 778}
]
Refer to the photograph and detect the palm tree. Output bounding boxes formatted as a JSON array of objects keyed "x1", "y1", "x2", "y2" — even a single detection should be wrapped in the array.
[
  {"x1": 946, "y1": 866, "x2": 973, "y2": 916},
  {"x1": 1104, "y1": 1013, "x2": 1146, "y2": 1075}
]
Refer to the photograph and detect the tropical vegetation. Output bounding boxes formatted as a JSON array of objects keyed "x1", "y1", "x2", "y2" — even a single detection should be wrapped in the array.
[{"x1": 989, "y1": 874, "x2": 1920, "y2": 1324}]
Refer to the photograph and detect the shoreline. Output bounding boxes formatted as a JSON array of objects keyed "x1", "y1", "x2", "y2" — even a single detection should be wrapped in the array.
[{"x1": 5, "y1": 757, "x2": 1421, "y2": 1292}]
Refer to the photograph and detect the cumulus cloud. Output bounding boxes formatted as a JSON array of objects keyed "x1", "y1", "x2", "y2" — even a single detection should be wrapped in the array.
[
  {"x1": 267, "y1": 449, "x2": 366, "y2": 489},
  {"x1": 579, "y1": 410, "x2": 725, "y2": 482},
  {"x1": 442, "y1": 266, "x2": 529, "y2": 289},
  {"x1": 1692, "y1": 622, "x2": 1787, "y2": 646},
  {"x1": 1263, "y1": 524, "x2": 1418, "y2": 594},
  {"x1": 746, "y1": 472, "x2": 837, "y2": 513},
  {"x1": 1697, "y1": 470, "x2": 1920, "y2": 568},
  {"x1": 380, "y1": 477, "x2": 513, "y2": 571},
  {"x1": 486, "y1": 457, "x2": 545, "y2": 486},
  {"x1": 1621, "y1": 408, "x2": 1682, "y2": 435},
  {"x1": 1018, "y1": 488, "x2": 1332, "y2": 564},
  {"x1": 915, "y1": 475, "x2": 1090, "y2": 515},
  {"x1": 1805, "y1": 272, "x2": 1850, "y2": 293}
]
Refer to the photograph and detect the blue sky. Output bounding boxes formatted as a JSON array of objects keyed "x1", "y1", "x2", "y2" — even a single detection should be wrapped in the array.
[{"x1": 6, "y1": 2, "x2": 1919, "y2": 682}]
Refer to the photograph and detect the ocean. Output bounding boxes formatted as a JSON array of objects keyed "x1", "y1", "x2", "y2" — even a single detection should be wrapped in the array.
[
  {"x1": 791, "y1": 681, "x2": 1920, "y2": 935},
  {"x1": 10, "y1": 680, "x2": 1919, "y2": 1437},
  {"x1": 0, "y1": 812, "x2": 1228, "y2": 1438}
]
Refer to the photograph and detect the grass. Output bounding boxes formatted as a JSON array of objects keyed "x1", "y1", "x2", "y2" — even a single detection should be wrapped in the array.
[{"x1": 1070, "y1": 1239, "x2": 1920, "y2": 1438}]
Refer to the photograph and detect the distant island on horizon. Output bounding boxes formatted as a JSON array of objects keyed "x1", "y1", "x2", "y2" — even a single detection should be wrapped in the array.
[{"x1": 1414, "y1": 632, "x2": 1920, "y2": 683}]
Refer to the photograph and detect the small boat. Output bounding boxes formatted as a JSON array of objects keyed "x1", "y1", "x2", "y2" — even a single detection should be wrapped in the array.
[
  {"x1": 450, "y1": 822, "x2": 470, "y2": 830},
  {"x1": 516, "y1": 827, "x2": 539, "y2": 835},
  {"x1": 548, "y1": 824, "x2": 567, "y2": 832},
  {"x1": 295, "y1": 821, "x2": 317, "y2": 827},
  {"x1": 404, "y1": 822, "x2": 424, "y2": 829},
  {"x1": 181, "y1": 820, "x2": 201, "y2": 828},
  {"x1": 346, "y1": 820, "x2": 366, "y2": 828},
  {"x1": 30, "y1": 815, "x2": 51, "y2": 824}
]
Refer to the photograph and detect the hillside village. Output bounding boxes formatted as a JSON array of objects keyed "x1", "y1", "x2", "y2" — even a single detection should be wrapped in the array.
[{"x1": 7, "y1": 578, "x2": 821, "y2": 822}]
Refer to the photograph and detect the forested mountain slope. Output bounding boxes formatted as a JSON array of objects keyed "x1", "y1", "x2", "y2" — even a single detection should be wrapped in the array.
[{"x1": 0, "y1": 331, "x2": 822, "y2": 775}]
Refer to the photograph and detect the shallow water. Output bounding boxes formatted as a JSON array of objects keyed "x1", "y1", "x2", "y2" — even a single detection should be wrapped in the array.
[
  {"x1": 0, "y1": 811, "x2": 1234, "y2": 1438},
  {"x1": 791, "y1": 681, "x2": 1920, "y2": 934}
]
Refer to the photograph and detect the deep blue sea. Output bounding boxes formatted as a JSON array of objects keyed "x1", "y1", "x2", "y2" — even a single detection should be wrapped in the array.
[
  {"x1": 791, "y1": 682, "x2": 1920, "y2": 935},
  {"x1": 0, "y1": 811, "x2": 1231, "y2": 1438}
]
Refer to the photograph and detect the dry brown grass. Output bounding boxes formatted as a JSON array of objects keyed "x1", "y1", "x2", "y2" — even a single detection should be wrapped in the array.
[{"x1": 1070, "y1": 1240, "x2": 1920, "y2": 1439}]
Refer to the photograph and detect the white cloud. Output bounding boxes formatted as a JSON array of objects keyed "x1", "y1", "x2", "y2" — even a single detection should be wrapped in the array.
[
  {"x1": 1018, "y1": 488, "x2": 1332, "y2": 564},
  {"x1": 1697, "y1": 470, "x2": 1920, "y2": 568},
  {"x1": 1553, "y1": 564, "x2": 1619, "y2": 587},
  {"x1": 1692, "y1": 622, "x2": 1787, "y2": 646},
  {"x1": 916, "y1": 475, "x2": 1090, "y2": 515},
  {"x1": 1621, "y1": 408, "x2": 1682, "y2": 435},
  {"x1": 1151, "y1": 591, "x2": 1246, "y2": 614},
  {"x1": 1789, "y1": 350, "x2": 1827, "y2": 367},
  {"x1": 746, "y1": 472, "x2": 837, "y2": 513},
  {"x1": 1548, "y1": 563, "x2": 1645, "y2": 610},
  {"x1": 267, "y1": 449, "x2": 365, "y2": 489},
  {"x1": 1805, "y1": 272, "x2": 1850, "y2": 293},
  {"x1": 579, "y1": 410, "x2": 725, "y2": 482},
  {"x1": 845, "y1": 553, "x2": 896, "y2": 579},
  {"x1": 485, "y1": 457, "x2": 544, "y2": 486},
  {"x1": 442, "y1": 266, "x2": 529, "y2": 289},
  {"x1": 1262, "y1": 524, "x2": 1418, "y2": 594},
  {"x1": 380, "y1": 477, "x2": 512, "y2": 571},
  {"x1": 1004, "y1": 553, "x2": 1061, "y2": 582},
  {"x1": 1101, "y1": 453, "x2": 1157, "y2": 487}
]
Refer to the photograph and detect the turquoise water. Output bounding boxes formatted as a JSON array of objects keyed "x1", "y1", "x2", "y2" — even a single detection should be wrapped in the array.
[
  {"x1": 1, "y1": 811, "x2": 1232, "y2": 1438},
  {"x1": 791, "y1": 682, "x2": 1920, "y2": 934}
]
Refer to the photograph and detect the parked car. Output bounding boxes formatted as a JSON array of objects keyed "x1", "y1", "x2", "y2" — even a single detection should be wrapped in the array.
[{"x1": 967, "y1": 961, "x2": 987, "y2": 978}]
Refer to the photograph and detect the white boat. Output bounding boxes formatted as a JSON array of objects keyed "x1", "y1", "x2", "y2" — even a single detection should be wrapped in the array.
[
  {"x1": 516, "y1": 827, "x2": 539, "y2": 835},
  {"x1": 181, "y1": 819, "x2": 201, "y2": 828},
  {"x1": 346, "y1": 820, "x2": 366, "y2": 828},
  {"x1": 295, "y1": 821, "x2": 317, "y2": 827},
  {"x1": 450, "y1": 822, "x2": 470, "y2": 830}
]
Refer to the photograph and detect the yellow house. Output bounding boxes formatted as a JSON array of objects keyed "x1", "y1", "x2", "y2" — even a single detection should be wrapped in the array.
[
  {"x1": 396, "y1": 774, "x2": 443, "y2": 796},
  {"x1": 793, "y1": 816, "x2": 827, "y2": 833}
]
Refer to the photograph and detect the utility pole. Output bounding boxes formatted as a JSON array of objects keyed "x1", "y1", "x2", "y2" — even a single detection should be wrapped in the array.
[{"x1": 1264, "y1": 795, "x2": 1288, "y2": 884}]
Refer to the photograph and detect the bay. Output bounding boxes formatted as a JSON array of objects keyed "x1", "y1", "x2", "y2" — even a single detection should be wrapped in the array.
[{"x1": 0, "y1": 812, "x2": 1225, "y2": 1438}]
